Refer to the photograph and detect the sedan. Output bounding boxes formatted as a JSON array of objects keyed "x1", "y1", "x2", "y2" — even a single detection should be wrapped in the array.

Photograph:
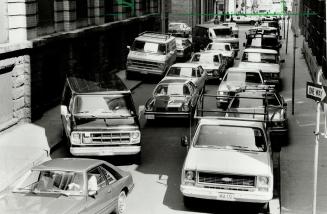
[
  {"x1": 205, "y1": 42, "x2": 235, "y2": 67},
  {"x1": 164, "y1": 63, "x2": 207, "y2": 93},
  {"x1": 189, "y1": 52, "x2": 226, "y2": 80},
  {"x1": 0, "y1": 158, "x2": 134, "y2": 214},
  {"x1": 176, "y1": 37, "x2": 193, "y2": 60},
  {"x1": 144, "y1": 78, "x2": 200, "y2": 120},
  {"x1": 168, "y1": 22, "x2": 192, "y2": 38}
]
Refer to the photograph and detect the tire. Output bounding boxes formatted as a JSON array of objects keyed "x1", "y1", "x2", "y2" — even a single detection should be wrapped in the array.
[
  {"x1": 259, "y1": 202, "x2": 269, "y2": 213},
  {"x1": 183, "y1": 196, "x2": 194, "y2": 208},
  {"x1": 114, "y1": 191, "x2": 127, "y2": 214}
]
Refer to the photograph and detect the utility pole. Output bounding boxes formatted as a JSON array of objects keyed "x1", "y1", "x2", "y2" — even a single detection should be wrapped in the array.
[
  {"x1": 286, "y1": 15, "x2": 290, "y2": 54},
  {"x1": 292, "y1": 31, "x2": 297, "y2": 115},
  {"x1": 161, "y1": 0, "x2": 165, "y2": 33}
]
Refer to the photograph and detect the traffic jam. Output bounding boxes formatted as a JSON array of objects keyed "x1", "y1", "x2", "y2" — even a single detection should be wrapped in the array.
[{"x1": 0, "y1": 18, "x2": 287, "y2": 214}]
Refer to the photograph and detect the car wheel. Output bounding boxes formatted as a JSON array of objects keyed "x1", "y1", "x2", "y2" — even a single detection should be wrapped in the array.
[
  {"x1": 258, "y1": 202, "x2": 269, "y2": 213},
  {"x1": 114, "y1": 191, "x2": 127, "y2": 214},
  {"x1": 183, "y1": 196, "x2": 194, "y2": 208}
]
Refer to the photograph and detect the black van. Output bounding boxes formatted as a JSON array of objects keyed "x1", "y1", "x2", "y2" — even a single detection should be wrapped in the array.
[{"x1": 60, "y1": 73, "x2": 141, "y2": 162}]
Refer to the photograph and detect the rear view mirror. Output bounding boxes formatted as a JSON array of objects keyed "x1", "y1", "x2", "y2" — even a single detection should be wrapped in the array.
[{"x1": 181, "y1": 136, "x2": 189, "y2": 147}]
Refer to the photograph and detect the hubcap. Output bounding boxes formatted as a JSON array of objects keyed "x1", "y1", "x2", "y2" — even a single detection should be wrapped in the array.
[{"x1": 117, "y1": 192, "x2": 126, "y2": 214}]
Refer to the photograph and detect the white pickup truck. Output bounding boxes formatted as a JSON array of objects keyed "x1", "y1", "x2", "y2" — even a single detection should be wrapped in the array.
[{"x1": 0, "y1": 124, "x2": 50, "y2": 196}]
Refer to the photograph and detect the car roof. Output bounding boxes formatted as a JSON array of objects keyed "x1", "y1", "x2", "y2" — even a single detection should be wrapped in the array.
[
  {"x1": 66, "y1": 73, "x2": 129, "y2": 94},
  {"x1": 227, "y1": 67, "x2": 261, "y2": 73},
  {"x1": 198, "y1": 118, "x2": 265, "y2": 129},
  {"x1": 159, "y1": 78, "x2": 190, "y2": 84},
  {"x1": 243, "y1": 48, "x2": 278, "y2": 54},
  {"x1": 32, "y1": 158, "x2": 105, "y2": 172},
  {"x1": 171, "y1": 63, "x2": 200, "y2": 68},
  {"x1": 195, "y1": 23, "x2": 230, "y2": 29},
  {"x1": 136, "y1": 32, "x2": 175, "y2": 43}
]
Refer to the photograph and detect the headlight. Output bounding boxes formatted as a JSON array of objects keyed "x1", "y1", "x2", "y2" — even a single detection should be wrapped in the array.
[
  {"x1": 82, "y1": 133, "x2": 92, "y2": 144},
  {"x1": 184, "y1": 170, "x2": 196, "y2": 185},
  {"x1": 158, "y1": 63, "x2": 165, "y2": 70},
  {"x1": 272, "y1": 73, "x2": 279, "y2": 78},
  {"x1": 71, "y1": 132, "x2": 81, "y2": 145},
  {"x1": 257, "y1": 176, "x2": 270, "y2": 192},
  {"x1": 131, "y1": 131, "x2": 141, "y2": 143},
  {"x1": 218, "y1": 91, "x2": 228, "y2": 96},
  {"x1": 126, "y1": 59, "x2": 132, "y2": 66}
]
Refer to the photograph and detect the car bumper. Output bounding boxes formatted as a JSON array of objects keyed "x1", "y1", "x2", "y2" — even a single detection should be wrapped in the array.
[
  {"x1": 180, "y1": 185, "x2": 273, "y2": 203},
  {"x1": 127, "y1": 66, "x2": 164, "y2": 76},
  {"x1": 144, "y1": 111, "x2": 191, "y2": 119},
  {"x1": 70, "y1": 145, "x2": 141, "y2": 156}
]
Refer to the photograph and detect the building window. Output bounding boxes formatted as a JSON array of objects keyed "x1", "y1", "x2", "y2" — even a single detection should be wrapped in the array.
[
  {"x1": 76, "y1": 0, "x2": 88, "y2": 20},
  {"x1": 0, "y1": 0, "x2": 8, "y2": 43},
  {"x1": 37, "y1": 0, "x2": 54, "y2": 27},
  {"x1": 104, "y1": 0, "x2": 115, "y2": 22},
  {"x1": 141, "y1": 0, "x2": 150, "y2": 14}
]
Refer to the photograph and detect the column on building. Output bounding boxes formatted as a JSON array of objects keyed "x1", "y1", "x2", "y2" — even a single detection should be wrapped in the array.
[
  {"x1": 62, "y1": 0, "x2": 77, "y2": 31},
  {"x1": 88, "y1": 0, "x2": 105, "y2": 25},
  {"x1": 54, "y1": 0, "x2": 65, "y2": 31}
]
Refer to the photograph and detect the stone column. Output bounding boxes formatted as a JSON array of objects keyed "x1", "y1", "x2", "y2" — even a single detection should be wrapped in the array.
[
  {"x1": 135, "y1": 0, "x2": 142, "y2": 16},
  {"x1": 54, "y1": 0, "x2": 65, "y2": 31},
  {"x1": 63, "y1": 0, "x2": 77, "y2": 31},
  {"x1": 7, "y1": 0, "x2": 37, "y2": 42}
]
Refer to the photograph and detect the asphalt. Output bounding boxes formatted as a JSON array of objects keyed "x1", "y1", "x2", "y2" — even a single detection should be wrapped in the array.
[{"x1": 34, "y1": 69, "x2": 142, "y2": 153}]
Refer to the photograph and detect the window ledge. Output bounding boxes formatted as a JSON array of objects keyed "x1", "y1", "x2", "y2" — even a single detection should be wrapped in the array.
[
  {"x1": 0, "y1": 42, "x2": 32, "y2": 55},
  {"x1": 0, "y1": 118, "x2": 19, "y2": 132}
]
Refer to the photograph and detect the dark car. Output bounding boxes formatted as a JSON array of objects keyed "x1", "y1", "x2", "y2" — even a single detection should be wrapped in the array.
[
  {"x1": 0, "y1": 158, "x2": 134, "y2": 214},
  {"x1": 60, "y1": 73, "x2": 141, "y2": 162},
  {"x1": 175, "y1": 37, "x2": 193, "y2": 60},
  {"x1": 144, "y1": 78, "x2": 200, "y2": 120}
]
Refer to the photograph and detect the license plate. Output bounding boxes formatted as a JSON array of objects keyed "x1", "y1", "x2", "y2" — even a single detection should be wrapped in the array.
[
  {"x1": 140, "y1": 70, "x2": 148, "y2": 74},
  {"x1": 217, "y1": 193, "x2": 234, "y2": 201},
  {"x1": 145, "y1": 114, "x2": 155, "y2": 120}
]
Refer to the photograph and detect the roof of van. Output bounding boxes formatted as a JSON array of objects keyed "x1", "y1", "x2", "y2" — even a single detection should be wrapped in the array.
[
  {"x1": 136, "y1": 32, "x2": 175, "y2": 43},
  {"x1": 66, "y1": 73, "x2": 130, "y2": 94},
  {"x1": 195, "y1": 23, "x2": 231, "y2": 29}
]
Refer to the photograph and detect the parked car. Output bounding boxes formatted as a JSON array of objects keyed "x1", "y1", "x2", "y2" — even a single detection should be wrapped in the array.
[
  {"x1": 205, "y1": 42, "x2": 235, "y2": 67},
  {"x1": 0, "y1": 158, "x2": 134, "y2": 214},
  {"x1": 175, "y1": 37, "x2": 193, "y2": 60},
  {"x1": 238, "y1": 48, "x2": 285, "y2": 89},
  {"x1": 216, "y1": 67, "x2": 265, "y2": 108},
  {"x1": 221, "y1": 22, "x2": 239, "y2": 38},
  {"x1": 192, "y1": 24, "x2": 239, "y2": 55},
  {"x1": 226, "y1": 90, "x2": 288, "y2": 138},
  {"x1": 144, "y1": 78, "x2": 200, "y2": 120},
  {"x1": 60, "y1": 73, "x2": 141, "y2": 162},
  {"x1": 168, "y1": 22, "x2": 192, "y2": 38},
  {"x1": 126, "y1": 32, "x2": 176, "y2": 79},
  {"x1": 232, "y1": 14, "x2": 260, "y2": 25},
  {"x1": 190, "y1": 51, "x2": 226, "y2": 80},
  {"x1": 244, "y1": 34, "x2": 282, "y2": 52},
  {"x1": 180, "y1": 117, "x2": 279, "y2": 212},
  {"x1": 164, "y1": 63, "x2": 207, "y2": 92},
  {"x1": 260, "y1": 21, "x2": 281, "y2": 37}
]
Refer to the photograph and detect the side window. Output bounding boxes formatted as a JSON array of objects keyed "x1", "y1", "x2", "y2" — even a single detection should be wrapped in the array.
[
  {"x1": 99, "y1": 165, "x2": 117, "y2": 185},
  {"x1": 87, "y1": 167, "x2": 107, "y2": 189},
  {"x1": 62, "y1": 83, "x2": 72, "y2": 107}
]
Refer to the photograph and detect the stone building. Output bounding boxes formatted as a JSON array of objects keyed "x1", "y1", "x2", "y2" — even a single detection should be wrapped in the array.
[
  {"x1": 292, "y1": 0, "x2": 326, "y2": 82},
  {"x1": 0, "y1": 0, "x2": 162, "y2": 131}
]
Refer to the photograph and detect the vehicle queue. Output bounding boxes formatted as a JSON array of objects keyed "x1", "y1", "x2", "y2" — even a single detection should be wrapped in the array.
[{"x1": 0, "y1": 18, "x2": 285, "y2": 214}]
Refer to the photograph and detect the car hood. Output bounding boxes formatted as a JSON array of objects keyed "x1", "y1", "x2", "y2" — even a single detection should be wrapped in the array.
[
  {"x1": 73, "y1": 116, "x2": 138, "y2": 130},
  {"x1": 212, "y1": 38, "x2": 239, "y2": 43},
  {"x1": 128, "y1": 51, "x2": 166, "y2": 62},
  {"x1": 153, "y1": 95, "x2": 190, "y2": 109},
  {"x1": 184, "y1": 147, "x2": 271, "y2": 176},
  {"x1": 192, "y1": 62, "x2": 220, "y2": 70},
  {"x1": 239, "y1": 62, "x2": 280, "y2": 73},
  {"x1": 218, "y1": 81, "x2": 261, "y2": 92},
  {"x1": 0, "y1": 193, "x2": 84, "y2": 214}
]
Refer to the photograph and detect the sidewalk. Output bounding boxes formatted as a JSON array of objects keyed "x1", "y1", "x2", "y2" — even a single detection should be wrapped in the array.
[
  {"x1": 279, "y1": 25, "x2": 327, "y2": 214},
  {"x1": 34, "y1": 69, "x2": 142, "y2": 152}
]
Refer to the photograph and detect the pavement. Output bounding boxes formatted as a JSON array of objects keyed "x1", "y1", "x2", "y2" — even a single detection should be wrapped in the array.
[
  {"x1": 279, "y1": 26, "x2": 327, "y2": 214},
  {"x1": 34, "y1": 69, "x2": 142, "y2": 153}
]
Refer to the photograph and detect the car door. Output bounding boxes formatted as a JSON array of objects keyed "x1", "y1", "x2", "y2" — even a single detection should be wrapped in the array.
[
  {"x1": 188, "y1": 82, "x2": 199, "y2": 108},
  {"x1": 84, "y1": 166, "x2": 114, "y2": 214},
  {"x1": 197, "y1": 66, "x2": 206, "y2": 90}
]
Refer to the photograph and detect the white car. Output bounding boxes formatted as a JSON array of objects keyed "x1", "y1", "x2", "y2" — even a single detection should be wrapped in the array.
[
  {"x1": 180, "y1": 118, "x2": 279, "y2": 212},
  {"x1": 189, "y1": 52, "x2": 226, "y2": 80},
  {"x1": 164, "y1": 63, "x2": 207, "y2": 93},
  {"x1": 205, "y1": 42, "x2": 235, "y2": 67},
  {"x1": 221, "y1": 22, "x2": 239, "y2": 38},
  {"x1": 232, "y1": 15, "x2": 260, "y2": 25},
  {"x1": 238, "y1": 48, "x2": 284, "y2": 89},
  {"x1": 168, "y1": 22, "x2": 192, "y2": 38}
]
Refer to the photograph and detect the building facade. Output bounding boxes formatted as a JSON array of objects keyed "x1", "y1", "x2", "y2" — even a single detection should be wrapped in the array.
[
  {"x1": 293, "y1": 0, "x2": 326, "y2": 82},
  {"x1": 0, "y1": 0, "x2": 162, "y2": 131}
]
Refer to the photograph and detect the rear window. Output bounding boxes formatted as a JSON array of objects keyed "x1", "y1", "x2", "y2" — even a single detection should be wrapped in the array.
[
  {"x1": 167, "y1": 67, "x2": 196, "y2": 77},
  {"x1": 224, "y1": 72, "x2": 262, "y2": 84},
  {"x1": 195, "y1": 125, "x2": 266, "y2": 152},
  {"x1": 131, "y1": 40, "x2": 167, "y2": 55},
  {"x1": 213, "y1": 28, "x2": 232, "y2": 36}
]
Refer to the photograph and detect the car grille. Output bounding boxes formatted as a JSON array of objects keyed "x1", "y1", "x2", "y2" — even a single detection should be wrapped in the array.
[
  {"x1": 231, "y1": 42, "x2": 239, "y2": 49},
  {"x1": 130, "y1": 59, "x2": 161, "y2": 70},
  {"x1": 89, "y1": 132, "x2": 131, "y2": 144},
  {"x1": 198, "y1": 172, "x2": 255, "y2": 187},
  {"x1": 156, "y1": 107, "x2": 180, "y2": 112}
]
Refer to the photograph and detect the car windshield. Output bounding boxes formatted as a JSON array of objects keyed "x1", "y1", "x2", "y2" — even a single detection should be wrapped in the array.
[
  {"x1": 242, "y1": 52, "x2": 278, "y2": 63},
  {"x1": 224, "y1": 72, "x2": 262, "y2": 83},
  {"x1": 213, "y1": 28, "x2": 232, "y2": 36},
  {"x1": 167, "y1": 67, "x2": 196, "y2": 78},
  {"x1": 131, "y1": 40, "x2": 166, "y2": 55},
  {"x1": 154, "y1": 83, "x2": 190, "y2": 96},
  {"x1": 169, "y1": 23, "x2": 182, "y2": 29},
  {"x1": 230, "y1": 97, "x2": 264, "y2": 108},
  {"x1": 14, "y1": 170, "x2": 85, "y2": 196},
  {"x1": 195, "y1": 125, "x2": 266, "y2": 152},
  {"x1": 191, "y1": 54, "x2": 220, "y2": 64},
  {"x1": 73, "y1": 94, "x2": 135, "y2": 117},
  {"x1": 207, "y1": 43, "x2": 230, "y2": 51},
  {"x1": 176, "y1": 39, "x2": 188, "y2": 48}
]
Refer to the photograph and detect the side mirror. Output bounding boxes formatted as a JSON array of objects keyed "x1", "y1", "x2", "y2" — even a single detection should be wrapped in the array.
[
  {"x1": 170, "y1": 50, "x2": 174, "y2": 55},
  {"x1": 88, "y1": 190, "x2": 97, "y2": 198},
  {"x1": 280, "y1": 59, "x2": 285, "y2": 63},
  {"x1": 283, "y1": 102, "x2": 287, "y2": 107},
  {"x1": 60, "y1": 105, "x2": 68, "y2": 116},
  {"x1": 219, "y1": 77, "x2": 223, "y2": 81},
  {"x1": 138, "y1": 105, "x2": 145, "y2": 120},
  {"x1": 181, "y1": 136, "x2": 189, "y2": 147}
]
